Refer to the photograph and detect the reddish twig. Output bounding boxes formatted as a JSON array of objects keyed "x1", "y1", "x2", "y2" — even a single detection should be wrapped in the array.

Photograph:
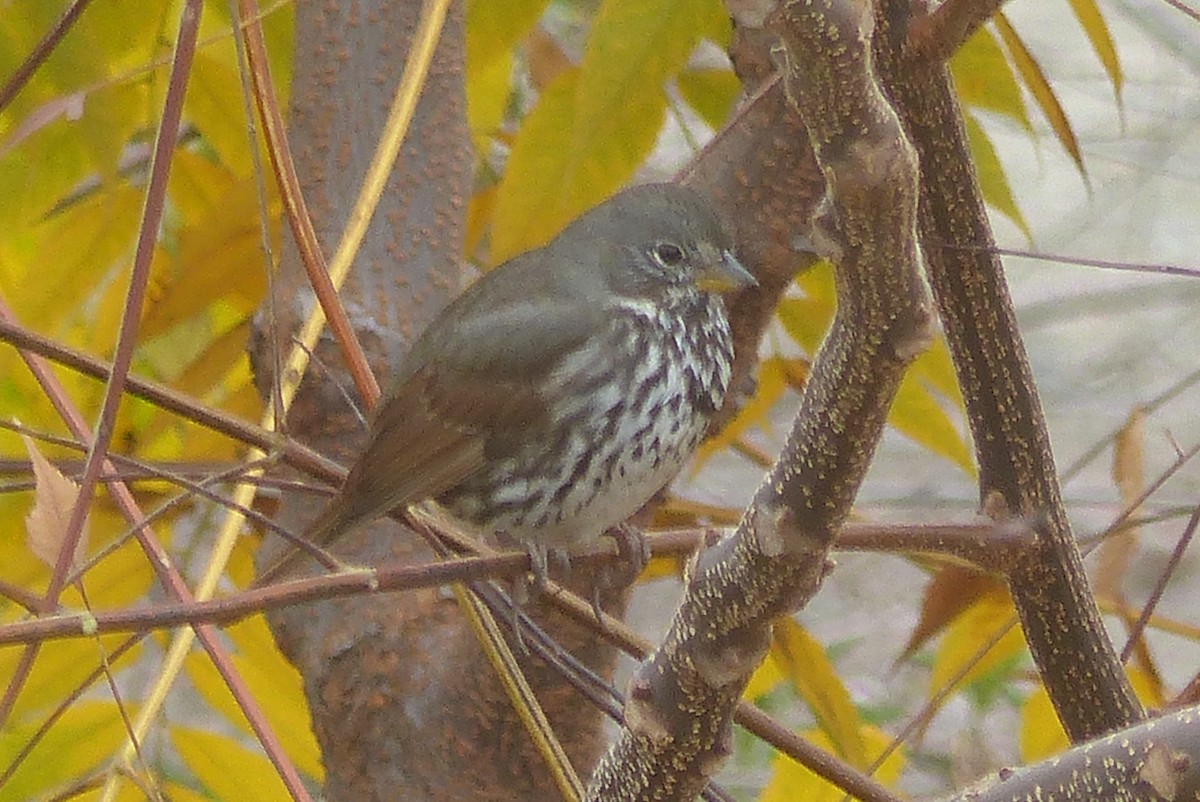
[
  {"x1": 237, "y1": 0, "x2": 380, "y2": 408},
  {"x1": 0, "y1": 0, "x2": 97, "y2": 113}
]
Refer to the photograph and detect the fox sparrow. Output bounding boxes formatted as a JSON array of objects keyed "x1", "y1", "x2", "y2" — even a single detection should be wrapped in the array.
[{"x1": 261, "y1": 183, "x2": 753, "y2": 583}]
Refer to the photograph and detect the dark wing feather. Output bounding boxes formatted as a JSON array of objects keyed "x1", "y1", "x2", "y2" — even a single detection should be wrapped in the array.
[{"x1": 314, "y1": 271, "x2": 608, "y2": 544}]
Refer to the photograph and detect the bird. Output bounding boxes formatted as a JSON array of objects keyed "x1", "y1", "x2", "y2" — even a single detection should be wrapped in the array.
[{"x1": 259, "y1": 182, "x2": 754, "y2": 586}]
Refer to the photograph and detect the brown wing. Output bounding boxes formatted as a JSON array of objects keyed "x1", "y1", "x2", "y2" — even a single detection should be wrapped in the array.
[
  {"x1": 303, "y1": 241, "x2": 610, "y2": 551},
  {"x1": 314, "y1": 361, "x2": 551, "y2": 544}
]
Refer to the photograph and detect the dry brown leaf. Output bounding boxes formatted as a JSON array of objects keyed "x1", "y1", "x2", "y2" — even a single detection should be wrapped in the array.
[
  {"x1": 1098, "y1": 405, "x2": 1145, "y2": 599},
  {"x1": 899, "y1": 565, "x2": 1002, "y2": 665},
  {"x1": 21, "y1": 432, "x2": 88, "y2": 571},
  {"x1": 525, "y1": 27, "x2": 574, "y2": 91}
]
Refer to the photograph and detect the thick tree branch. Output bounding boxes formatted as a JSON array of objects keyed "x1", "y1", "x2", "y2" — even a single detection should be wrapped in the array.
[
  {"x1": 946, "y1": 705, "x2": 1200, "y2": 801},
  {"x1": 907, "y1": 0, "x2": 1008, "y2": 63},
  {"x1": 871, "y1": 0, "x2": 1143, "y2": 740},
  {"x1": 588, "y1": 1, "x2": 931, "y2": 797}
]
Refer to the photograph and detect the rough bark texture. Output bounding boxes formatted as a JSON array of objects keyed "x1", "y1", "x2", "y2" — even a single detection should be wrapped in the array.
[
  {"x1": 871, "y1": 0, "x2": 1143, "y2": 740},
  {"x1": 953, "y1": 705, "x2": 1200, "y2": 802},
  {"x1": 684, "y1": 26, "x2": 825, "y2": 430},
  {"x1": 250, "y1": 2, "x2": 618, "y2": 799},
  {"x1": 588, "y1": 1, "x2": 932, "y2": 796},
  {"x1": 248, "y1": 0, "x2": 1146, "y2": 798}
]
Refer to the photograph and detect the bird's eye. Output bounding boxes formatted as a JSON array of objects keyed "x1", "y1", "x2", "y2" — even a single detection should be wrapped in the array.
[{"x1": 652, "y1": 242, "x2": 685, "y2": 267}]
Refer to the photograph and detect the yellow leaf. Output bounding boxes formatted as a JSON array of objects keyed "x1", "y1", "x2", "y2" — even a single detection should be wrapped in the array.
[
  {"x1": 491, "y1": 67, "x2": 656, "y2": 263},
  {"x1": 993, "y1": 13, "x2": 1085, "y2": 177},
  {"x1": 160, "y1": 781, "x2": 221, "y2": 802},
  {"x1": 465, "y1": 185, "x2": 497, "y2": 264},
  {"x1": 466, "y1": 0, "x2": 551, "y2": 72},
  {"x1": 225, "y1": 532, "x2": 261, "y2": 589},
  {"x1": 652, "y1": 497, "x2": 741, "y2": 528},
  {"x1": 676, "y1": 68, "x2": 741, "y2": 131},
  {"x1": 0, "y1": 701, "x2": 132, "y2": 802},
  {"x1": 525, "y1": 28, "x2": 575, "y2": 91},
  {"x1": 1020, "y1": 665, "x2": 1161, "y2": 762},
  {"x1": 743, "y1": 653, "x2": 783, "y2": 702},
  {"x1": 185, "y1": 618, "x2": 323, "y2": 780},
  {"x1": 15, "y1": 182, "x2": 143, "y2": 344},
  {"x1": 491, "y1": 0, "x2": 721, "y2": 263},
  {"x1": 907, "y1": 333, "x2": 964, "y2": 410},
  {"x1": 139, "y1": 177, "x2": 276, "y2": 339},
  {"x1": 1098, "y1": 406, "x2": 1144, "y2": 598},
  {"x1": 199, "y1": 0, "x2": 295, "y2": 111},
  {"x1": 771, "y1": 618, "x2": 867, "y2": 767},
  {"x1": 172, "y1": 726, "x2": 292, "y2": 802},
  {"x1": 890, "y1": 368, "x2": 974, "y2": 475},
  {"x1": 465, "y1": 0, "x2": 549, "y2": 148},
  {"x1": 185, "y1": 50, "x2": 254, "y2": 176},
  {"x1": 1066, "y1": 0, "x2": 1122, "y2": 103},
  {"x1": 950, "y1": 27, "x2": 1030, "y2": 130},
  {"x1": 0, "y1": 635, "x2": 143, "y2": 725},
  {"x1": 901, "y1": 568, "x2": 1000, "y2": 663},
  {"x1": 578, "y1": 0, "x2": 724, "y2": 128},
  {"x1": 58, "y1": 520, "x2": 157, "y2": 610},
  {"x1": 759, "y1": 726, "x2": 905, "y2": 802},
  {"x1": 930, "y1": 586, "x2": 1025, "y2": 699},
  {"x1": 0, "y1": 42, "x2": 149, "y2": 227},
  {"x1": 467, "y1": 46, "x2": 514, "y2": 153},
  {"x1": 1128, "y1": 662, "x2": 1166, "y2": 710},
  {"x1": 776, "y1": 262, "x2": 837, "y2": 354},
  {"x1": 169, "y1": 319, "x2": 253, "y2": 396},
  {"x1": 20, "y1": 432, "x2": 87, "y2": 571},
  {"x1": 780, "y1": 261, "x2": 974, "y2": 474},
  {"x1": 170, "y1": 149, "x2": 245, "y2": 222},
  {"x1": 963, "y1": 111, "x2": 1030, "y2": 240}
]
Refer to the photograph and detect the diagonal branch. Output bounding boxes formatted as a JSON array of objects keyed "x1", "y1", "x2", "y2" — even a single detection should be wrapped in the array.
[{"x1": 587, "y1": 1, "x2": 932, "y2": 797}]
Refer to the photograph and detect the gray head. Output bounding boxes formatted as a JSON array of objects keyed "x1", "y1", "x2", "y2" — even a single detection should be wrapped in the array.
[{"x1": 559, "y1": 183, "x2": 756, "y2": 301}]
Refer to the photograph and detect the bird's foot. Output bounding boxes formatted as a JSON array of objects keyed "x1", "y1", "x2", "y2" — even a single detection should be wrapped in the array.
[
  {"x1": 603, "y1": 523, "x2": 651, "y2": 586},
  {"x1": 507, "y1": 544, "x2": 569, "y2": 651},
  {"x1": 588, "y1": 524, "x2": 650, "y2": 624}
]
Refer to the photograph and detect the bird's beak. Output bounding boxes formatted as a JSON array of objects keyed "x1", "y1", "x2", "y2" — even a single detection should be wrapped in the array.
[{"x1": 695, "y1": 250, "x2": 757, "y2": 294}]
